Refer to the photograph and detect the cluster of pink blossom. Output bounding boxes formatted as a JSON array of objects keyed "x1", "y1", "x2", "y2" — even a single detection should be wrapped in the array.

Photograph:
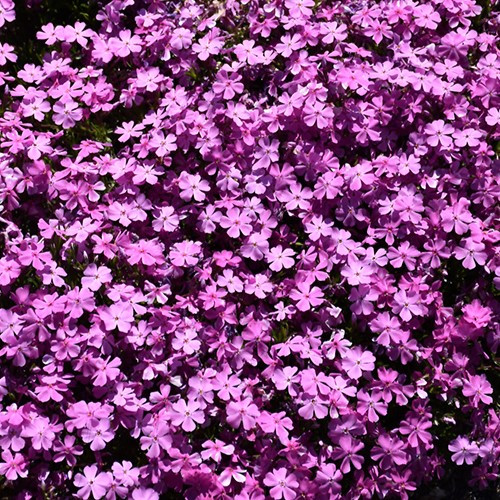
[{"x1": 0, "y1": 0, "x2": 498, "y2": 498}]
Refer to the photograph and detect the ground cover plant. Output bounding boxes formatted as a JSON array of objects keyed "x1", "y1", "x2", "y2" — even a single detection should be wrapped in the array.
[{"x1": 0, "y1": 0, "x2": 498, "y2": 498}]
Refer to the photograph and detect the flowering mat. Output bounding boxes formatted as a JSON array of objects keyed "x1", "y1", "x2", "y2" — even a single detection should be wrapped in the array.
[{"x1": 0, "y1": 0, "x2": 498, "y2": 498}]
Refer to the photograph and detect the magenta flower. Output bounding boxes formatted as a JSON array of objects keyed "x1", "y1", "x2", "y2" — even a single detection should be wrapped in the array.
[
  {"x1": 424, "y1": 119, "x2": 455, "y2": 147},
  {"x1": 109, "y1": 29, "x2": 141, "y2": 57},
  {"x1": 462, "y1": 375, "x2": 493, "y2": 405},
  {"x1": 454, "y1": 238, "x2": 488, "y2": 269},
  {"x1": 150, "y1": 131, "x2": 176, "y2": 157},
  {"x1": 289, "y1": 282, "x2": 324, "y2": 311},
  {"x1": 371, "y1": 434, "x2": 408, "y2": 469},
  {"x1": 258, "y1": 411, "x2": 294, "y2": 443},
  {"x1": 201, "y1": 439, "x2": 234, "y2": 462},
  {"x1": 341, "y1": 259, "x2": 372, "y2": 286},
  {"x1": 81, "y1": 420, "x2": 114, "y2": 451},
  {"x1": 74, "y1": 465, "x2": 112, "y2": 500},
  {"x1": 220, "y1": 208, "x2": 253, "y2": 238},
  {"x1": 263, "y1": 467, "x2": 299, "y2": 500},
  {"x1": 226, "y1": 398, "x2": 260, "y2": 430},
  {"x1": 52, "y1": 99, "x2": 83, "y2": 129},
  {"x1": 331, "y1": 436, "x2": 365, "y2": 473},
  {"x1": 441, "y1": 199, "x2": 473, "y2": 234},
  {"x1": 101, "y1": 303, "x2": 134, "y2": 332},
  {"x1": 170, "y1": 399, "x2": 205, "y2": 432},
  {"x1": 0, "y1": 0, "x2": 497, "y2": 496},
  {"x1": 0, "y1": 451, "x2": 28, "y2": 480},
  {"x1": 92, "y1": 357, "x2": 122, "y2": 386},
  {"x1": 399, "y1": 418, "x2": 433, "y2": 448},
  {"x1": 316, "y1": 463, "x2": 342, "y2": 494},
  {"x1": 448, "y1": 436, "x2": 479, "y2": 465},
  {"x1": 357, "y1": 390, "x2": 388, "y2": 422},
  {"x1": 298, "y1": 396, "x2": 329, "y2": 420},
  {"x1": 212, "y1": 70, "x2": 244, "y2": 100},
  {"x1": 342, "y1": 347, "x2": 375, "y2": 380},
  {"x1": 392, "y1": 290, "x2": 423, "y2": 322}
]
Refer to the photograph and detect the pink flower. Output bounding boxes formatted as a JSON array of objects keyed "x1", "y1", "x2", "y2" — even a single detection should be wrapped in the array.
[
  {"x1": 126, "y1": 240, "x2": 164, "y2": 266},
  {"x1": 316, "y1": 463, "x2": 342, "y2": 494},
  {"x1": 37, "y1": 23, "x2": 57, "y2": 44},
  {"x1": 131, "y1": 488, "x2": 159, "y2": 500},
  {"x1": 441, "y1": 199, "x2": 473, "y2": 234},
  {"x1": 136, "y1": 67, "x2": 163, "y2": 92},
  {"x1": 170, "y1": 27, "x2": 193, "y2": 50},
  {"x1": 172, "y1": 328, "x2": 201, "y2": 355},
  {"x1": 485, "y1": 107, "x2": 499, "y2": 126},
  {"x1": 304, "y1": 101, "x2": 334, "y2": 129},
  {"x1": 169, "y1": 240, "x2": 201, "y2": 267},
  {"x1": 0, "y1": 42, "x2": 16, "y2": 65},
  {"x1": 425, "y1": 119, "x2": 454, "y2": 147},
  {"x1": 115, "y1": 121, "x2": 144, "y2": 142},
  {"x1": 112, "y1": 461, "x2": 139, "y2": 487},
  {"x1": 371, "y1": 434, "x2": 408, "y2": 469},
  {"x1": 290, "y1": 282, "x2": 324, "y2": 311},
  {"x1": 392, "y1": 290, "x2": 422, "y2": 322},
  {"x1": 220, "y1": 208, "x2": 253, "y2": 238},
  {"x1": 347, "y1": 162, "x2": 376, "y2": 191},
  {"x1": 193, "y1": 33, "x2": 224, "y2": 61},
  {"x1": 342, "y1": 347, "x2": 375, "y2": 380},
  {"x1": 448, "y1": 436, "x2": 479, "y2": 465},
  {"x1": 109, "y1": 30, "x2": 142, "y2": 57},
  {"x1": 81, "y1": 264, "x2": 112, "y2": 291},
  {"x1": 241, "y1": 232, "x2": 269, "y2": 261},
  {"x1": 219, "y1": 466, "x2": 246, "y2": 487},
  {"x1": 74, "y1": 465, "x2": 112, "y2": 500},
  {"x1": 178, "y1": 172, "x2": 210, "y2": 201},
  {"x1": 201, "y1": 439, "x2": 235, "y2": 462},
  {"x1": 213, "y1": 70, "x2": 244, "y2": 100},
  {"x1": 320, "y1": 21, "x2": 347, "y2": 44},
  {"x1": 387, "y1": 241, "x2": 420, "y2": 270},
  {"x1": 298, "y1": 396, "x2": 329, "y2": 420},
  {"x1": 245, "y1": 273, "x2": 273, "y2": 298},
  {"x1": 462, "y1": 299, "x2": 492, "y2": 328},
  {"x1": 414, "y1": 4, "x2": 441, "y2": 30},
  {"x1": 452, "y1": 128, "x2": 482, "y2": 148},
  {"x1": 152, "y1": 206, "x2": 179, "y2": 232},
  {"x1": 133, "y1": 162, "x2": 164, "y2": 185},
  {"x1": 454, "y1": 238, "x2": 488, "y2": 269},
  {"x1": 275, "y1": 33, "x2": 303, "y2": 57},
  {"x1": 150, "y1": 131, "x2": 177, "y2": 157},
  {"x1": 253, "y1": 138, "x2": 280, "y2": 170},
  {"x1": 170, "y1": 399, "x2": 205, "y2": 432},
  {"x1": 101, "y1": 303, "x2": 134, "y2": 332},
  {"x1": 35, "y1": 374, "x2": 68, "y2": 402},
  {"x1": 258, "y1": 411, "x2": 294, "y2": 443},
  {"x1": 226, "y1": 398, "x2": 260, "y2": 430},
  {"x1": 0, "y1": 451, "x2": 28, "y2": 480},
  {"x1": 92, "y1": 357, "x2": 122, "y2": 387},
  {"x1": 341, "y1": 259, "x2": 372, "y2": 285},
  {"x1": 81, "y1": 420, "x2": 114, "y2": 451},
  {"x1": 462, "y1": 374, "x2": 493, "y2": 405},
  {"x1": 233, "y1": 40, "x2": 263, "y2": 65},
  {"x1": 421, "y1": 239, "x2": 451, "y2": 268},
  {"x1": 53, "y1": 99, "x2": 83, "y2": 129},
  {"x1": 272, "y1": 366, "x2": 300, "y2": 396},
  {"x1": 21, "y1": 417, "x2": 59, "y2": 450},
  {"x1": 53, "y1": 436, "x2": 83, "y2": 467},
  {"x1": 304, "y1": 215, "x2": 333, "y2": 241},
  {"x1": 277, "y1": 183, "x2": 313, "y2": 211},
  {"x1": 356, "y1": 390, "x2": 387, "y2": 422},
  {"x1": 263, "y1": 467, "x2": 299, "y2": 500},
  {"x1": 399, "y1": 418, "x2": 432, "y2": 448},
  {"x1": 331, "y1": 436, "x2": 364, "y2": 473}
]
